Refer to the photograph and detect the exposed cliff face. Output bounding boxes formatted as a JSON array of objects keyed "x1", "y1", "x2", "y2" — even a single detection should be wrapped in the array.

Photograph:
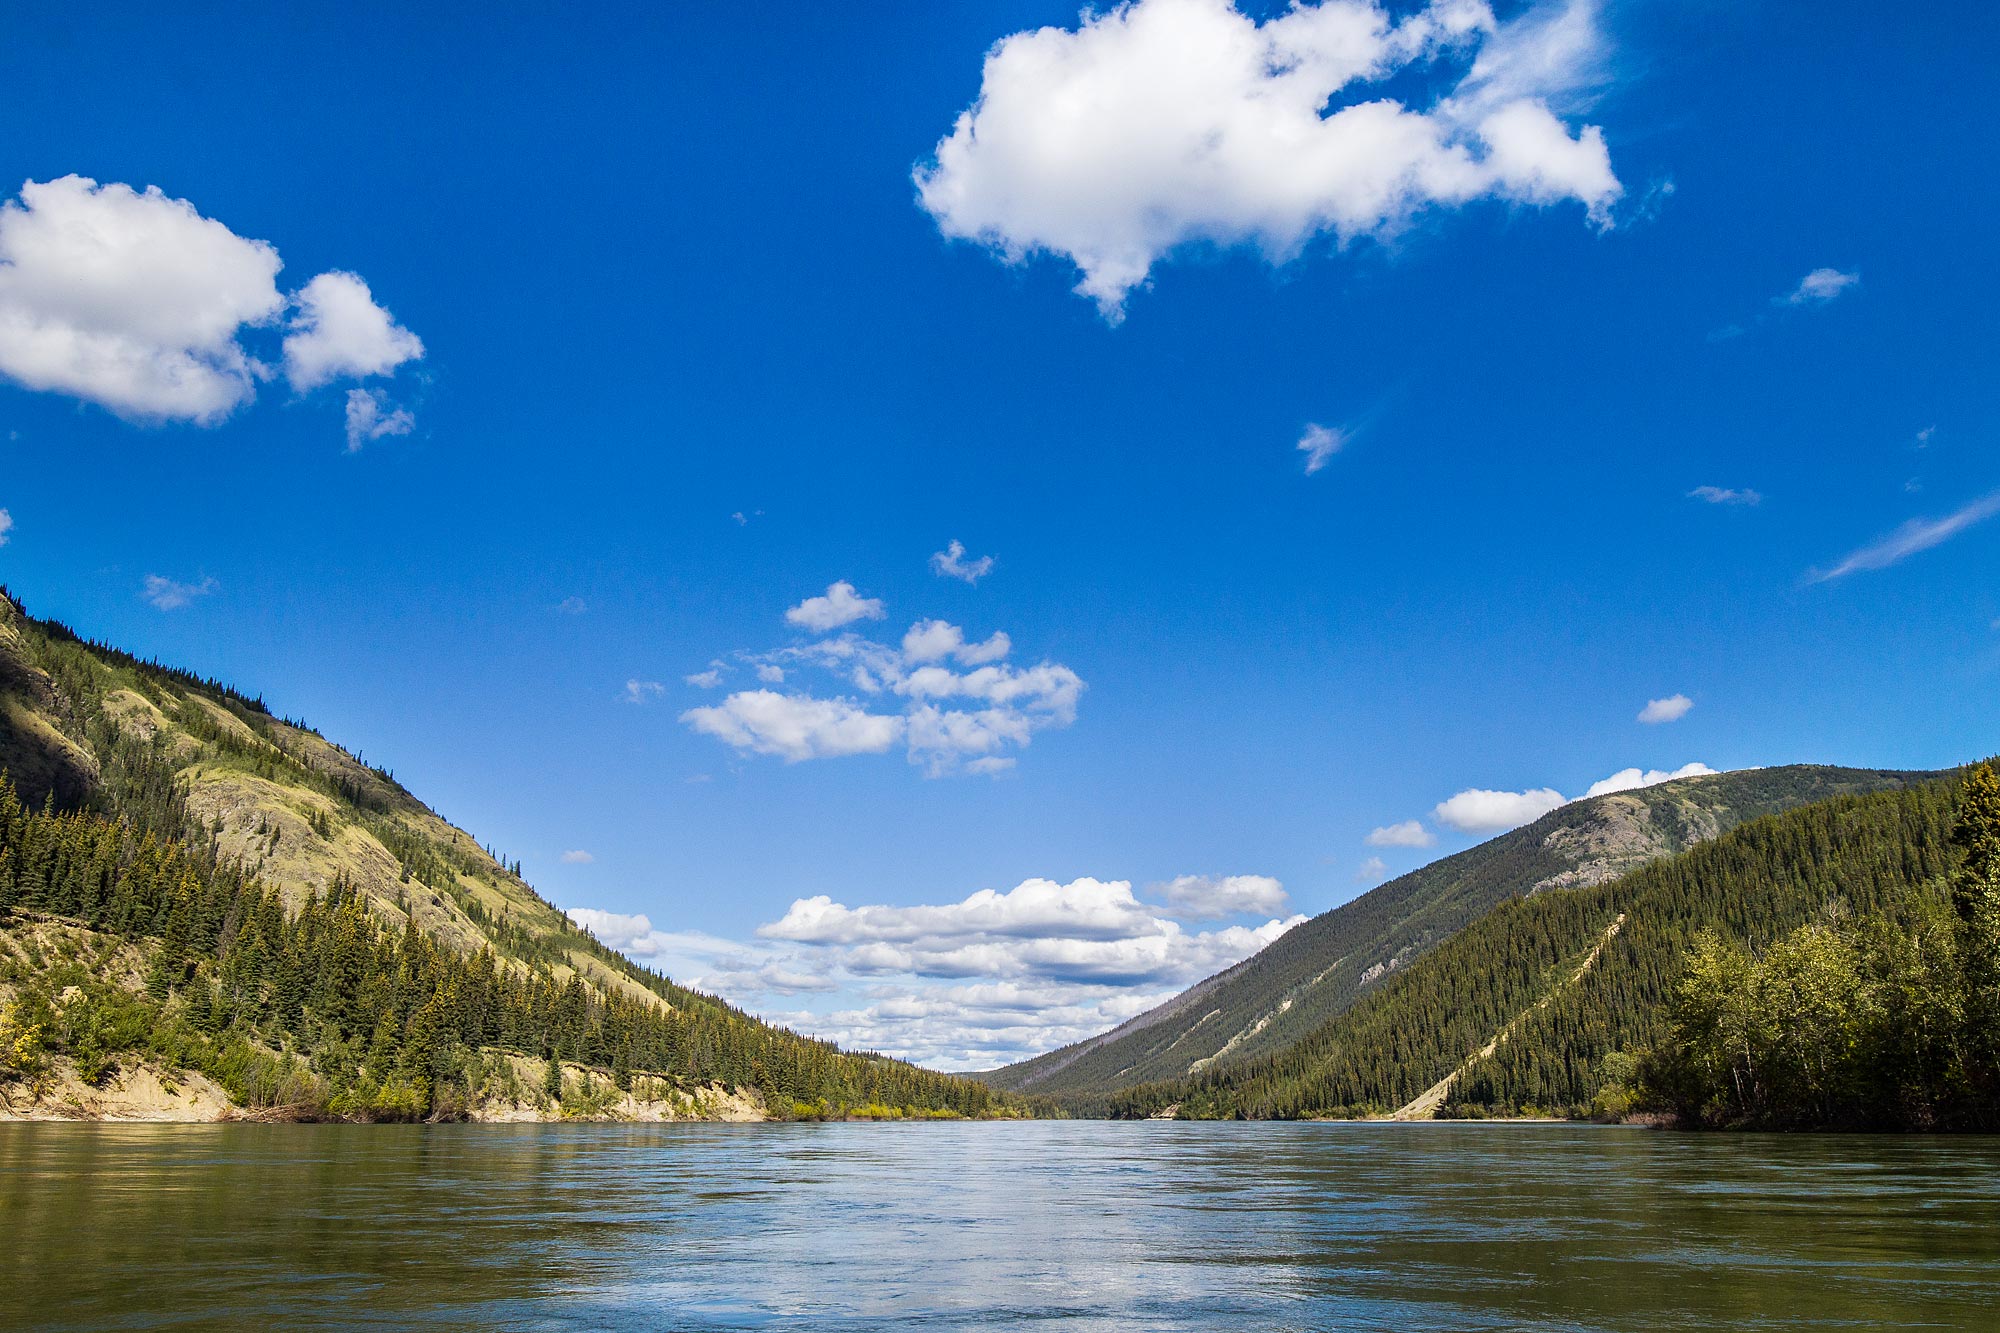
[{"x1": 985, "y1": 764, "x2": 1938, "y2": 1098}]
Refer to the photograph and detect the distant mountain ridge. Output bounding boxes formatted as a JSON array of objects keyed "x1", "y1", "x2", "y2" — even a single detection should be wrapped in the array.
[{"x1": 984, "y1": 764, "x2": 1938, "y2": 1098}]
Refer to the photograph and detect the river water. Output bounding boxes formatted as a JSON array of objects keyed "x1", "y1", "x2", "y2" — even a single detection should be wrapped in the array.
[{"x1": 2, "y1": 1120, "x2": 1996, "y2": 1330}]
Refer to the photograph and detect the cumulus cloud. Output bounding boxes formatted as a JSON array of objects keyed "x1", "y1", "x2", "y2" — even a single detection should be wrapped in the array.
[
  {"x1": 761, "y1": 876, "x2": 1304, "y2": 988},
  {"x1": 1810, "y1": 492, "x2": 2000, "y2": 582},
  {"x1": 916, "y1": 0, "x2": 1621, "y2": 319},
  {"x1": 930, "y1": 539, "x2": 996, "y2": 584},
  {"x1": 1367, "y1": 819, "x2": 1435, "y2": 848},
  {"x1": 141, "y1": 574, "x2": 216, "y2": 611},
  {"x1": 1688, "y1": 485, "x2": 1760, "y2": 506},
  {"x1": 560, "y1": 850, "x2": 594, "y2": 865},
  {"x1": 283, "y1": 271, "x2": 423, "y2": 390},
  {"x1": 1433, "y1": 784, "x2": 1567, "y2": 833},
  {"x1": 786, "y1": 580, "x2": 886, "y2": 631},
  {"x1": 0, "y1": 508, "x2": 12, "y2": 546},
  {"x1": 686, "y1": 610, "x2": 1079, "y2": 776},
  {"x1": 1355, "y1": 856, "x2": 1390, "y2": 883},
  {"x1": 343, "y1": 388, "x2": 414, "y2": 451},
  {"x1": 1582, "y1": 761, "x2": 1715, "y2": 798},
  {"x1": 624, "y1": 679, "x2": 666, "y2": 704},
  {"x1": 681, "y1": 689, "x2": 906, "y2": 761},
  {"x1": 574, "y1": 872, "x2": 1305, "y2": 1069},
  {"x1": 1779, "y1": 267, "x2": 1859, "y2": 307},
  {"x1": 1637, "y1": 693, "x2": 1692, "y2": 724},
  {"x1": 685, "y1": 662, "x2": 727, "y2": 689},
  {"x1": 0, "y1": 175, "x2": 421, "y2": 434},
  {"x1": 1298, "y1": 422, "x2": 1347, "y2": 473},
  {"x1": 1157, "y1": 873, "x2": 1288, "y2": 920}
]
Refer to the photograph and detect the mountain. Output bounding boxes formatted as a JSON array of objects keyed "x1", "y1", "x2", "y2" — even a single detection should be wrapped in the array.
[
  {"x1": 1102, "y1": 770, "x2": 1976, "y2": 1123},
  {"x1": 0, "y1": 590, "x2": 1012, "y2": 1122},
  {"x1": 985, "y1": 764, "x2": 1938, "y2": 1100}
]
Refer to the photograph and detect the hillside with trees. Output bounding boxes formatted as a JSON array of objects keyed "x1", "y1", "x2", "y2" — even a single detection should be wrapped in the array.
[
  {"x1": 988, "y1": 764, "x2": 1934, "y2": 1100},
  {"x1": 0, "y1": 589, "x2": 1014, "y2": 1122},
  {"x1": 1101, "y1": 768, "x2": 1995, "y2": 1130}
]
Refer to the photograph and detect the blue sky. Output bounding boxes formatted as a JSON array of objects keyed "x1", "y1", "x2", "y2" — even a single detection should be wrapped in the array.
[{"x1": 0, "y1": 1, "x2": 1994, "y2": 1067}]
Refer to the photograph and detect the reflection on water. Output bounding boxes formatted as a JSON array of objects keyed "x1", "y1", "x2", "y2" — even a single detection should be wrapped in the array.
[{"x1": 3, "y1": 1121, "x2": 1997, "y2": 1330}]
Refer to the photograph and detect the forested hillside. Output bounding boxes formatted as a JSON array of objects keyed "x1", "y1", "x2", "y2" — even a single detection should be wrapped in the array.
[
  {"x1": 0, "y1": 589, "x2": 1010, "y2": 1121},
  {"x1": 989, "y1": 764, "x2": 1933, "y2": 1098},
  {"x1": 1103, "y1": 772, "x2": 1975, "y2": 1124}
]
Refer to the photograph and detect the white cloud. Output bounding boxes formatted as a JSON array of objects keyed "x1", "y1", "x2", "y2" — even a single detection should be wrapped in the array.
[
  {"x1": 760, "y1": 876, "x2": 1303, "y2": 988},
  {"x1": 1779, "y1": 267, "x2": 1859, "y2": 307},
  {"x1": 1688, "y1": 485, "x2": 1760, "y2": 506},
  {"x1": 141, "y1": 574, "x2": 216, "y2": 611},
  {"x1": 916, "y1": 0, "x2": 1620, "y2": 320},
  {"x1": 0, "y1": 508, "x2": 11, "y2": 546},
  {"x1": 681, "y1": 690, "x2": 905, "y2": 762},
  {"x1": 1157, "y1": 873, "x2": 1289, "y2": 920},
  {"x1": 1582, "y1": 761, "x2": 1715, "y2": 799},
  {"x1": 1637, "y1": 693, "x2": 1692, "y2": 724},
  {"x1": 1434, "y1": 785, "x2": 1567, "y2": 833},
  {"x1": 786, "y1": 580, "x2": 886, "y2": 632},
  {"x1": 555, "y1": 596, "x2": 588, "y2": 615},
  {"x1": 283, "y1": 271, "x2": 423, "y2": 391},
  {"x1": 902, "y1": 618, "x2": 964, "y2": 663},
  {"x1": 1811, "y1": 492, "x2": 2000, "y2": 582},
  {"x1": 576, "y1": 873, "x2": 1305, "y2": 1070},
  {"x1": 1367, "y1": 819, "x2": 1435, "y2": 848},
  {"x1": 685, "y1": 662, "x2": 726, "y2": 689},
  {"x1": 560, "y1": 850, "x2": 594, "y2": 865},
  {"x1": 624, "y1": 679, "x2": 666, "y2": 704},
  {"x1": 691, "y1": 609, "x2": 1075, "y2": 775},
  {"x1": 342, "y1": 387, "x2": 414, "y2": 451},
  {"x1": 0, "y1": 176, "x2": 282, "y2": 424},
  {"x1": 1355, "y1": 856, "x2": 1390, "y2": 883},
  {"x1": 1298, "y1": 422, "x2": 1347, "y2": 474},
  {"x1": 931, "y1": 539, "x2": 996, "y2": 584},
  {"x1": 901, "y1": 619, "x2": 1015, "y2": 667},
  {"x1": 0, "y1": 175, "x2": 420, "y2": 432}
]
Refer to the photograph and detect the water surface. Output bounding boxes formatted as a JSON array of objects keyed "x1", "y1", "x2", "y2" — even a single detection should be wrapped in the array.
[{"x1": 3, "y1": 1121, "x2": 1996, "y2": 1330}]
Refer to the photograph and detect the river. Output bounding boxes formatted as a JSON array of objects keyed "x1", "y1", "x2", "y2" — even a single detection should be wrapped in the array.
[{"x1": 3, "y1": 1120, "x2": 1996, "y2": 1330}]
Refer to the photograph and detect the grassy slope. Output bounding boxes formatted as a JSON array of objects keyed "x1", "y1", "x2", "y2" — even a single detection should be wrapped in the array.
[{"x1": 986, "y1": 765, "x2": 1937, "y2": 1097}]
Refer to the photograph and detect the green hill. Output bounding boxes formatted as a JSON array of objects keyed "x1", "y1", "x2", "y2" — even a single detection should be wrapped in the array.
[
  {"x1": 985, "y1": 764, "x2": 1934, "y2": 1099},
  {"x1": 1103, "y1": 770, "x2": 1988, "y2": 1127},
  {"x1": 0, "y1": 589, "x2": 1012, "y2": 1122}
]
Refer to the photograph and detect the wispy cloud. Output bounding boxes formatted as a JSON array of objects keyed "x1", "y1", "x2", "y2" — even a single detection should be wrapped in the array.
[
  {"x1": 141, "y1": 574, "x2": 217, "y2": 611},
  {"x1": 560, "y1": 850, "x2": 594, "y2": 865},
  {"x1": 930, "y1": 540, "x2": 995, "y2": 585},
  {"x1": 623, "y1": 679, "x2": 666, "y2": 704},
  {"x1": 1354, "y1": 856, "x2": 1390, "y2": 884},
  {"x1": 1297, "y1": 422, "x2": 1347, "y2": 475},
  {"x1": 1811, "y1": 492, "x2": 2000, "y2": 582},
  {"x1": 1688, "y1": 485, "x2": 1760, "y2": 506},
  {"x1": 0, "y1": 508, "x2": 12, "y2": 546}
]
